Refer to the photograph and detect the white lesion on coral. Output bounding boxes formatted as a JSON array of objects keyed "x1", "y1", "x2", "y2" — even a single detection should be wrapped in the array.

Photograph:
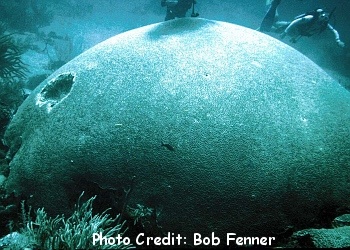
[{"x1": 35, "y1": 72, "x2": 76, "y2": 113}]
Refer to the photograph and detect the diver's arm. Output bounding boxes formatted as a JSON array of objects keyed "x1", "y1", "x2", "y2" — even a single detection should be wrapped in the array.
[{"x1": 327, "y1": 23, "x2": 345, "y2": 47}]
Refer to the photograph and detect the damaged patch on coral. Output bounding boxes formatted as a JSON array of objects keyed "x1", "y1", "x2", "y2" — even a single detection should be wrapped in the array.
[{"x1": 36, "y1": 72, "x2": 75, "y2": 112}]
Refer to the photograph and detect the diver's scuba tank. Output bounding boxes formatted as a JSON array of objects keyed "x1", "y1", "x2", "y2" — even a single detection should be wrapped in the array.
[
  {"x1": 162, "y1": 0, "x2": 178, "y2": 7},
  {"x1": 191, "y1": 0, "x2": 199, "y2": 17}
]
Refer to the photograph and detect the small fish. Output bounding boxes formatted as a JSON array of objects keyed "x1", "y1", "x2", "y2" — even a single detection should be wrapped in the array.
[{"x1": 161, "y1": 142, "x2": 175, "y2": 151}]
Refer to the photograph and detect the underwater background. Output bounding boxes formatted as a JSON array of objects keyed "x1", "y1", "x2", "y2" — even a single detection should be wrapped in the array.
[{"x1": 1, "y1": 0, "x2": 350, "y2": 249}]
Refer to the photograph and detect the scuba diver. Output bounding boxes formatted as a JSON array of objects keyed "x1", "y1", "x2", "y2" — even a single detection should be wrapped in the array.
[
  {"x1": 161, "y1": 0, "x2": 199, "y2": 21},
  {"x1": 259, "y1": 0, "x2": 345, "y2": 48}
]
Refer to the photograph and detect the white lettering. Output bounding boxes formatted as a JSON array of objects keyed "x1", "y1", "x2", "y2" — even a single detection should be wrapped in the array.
[
  {"x1": 226, "y1": 233, "x2": 276, "y2": 246},
  {"x1": 193, "y1": 233, "x2": 202, "y2": 246},
  {"x1": 92, "y1": 232, "x2": 129, "y2": 246},
  {"x1": 92, "y1": 232, "x2": 102, "y2": 245},
  {"x1": 136, "y1": 233, "x2": 144, "y2": 245},
  {"x1": 193, "y1": 233, "x2": 220, "y2": 246}
]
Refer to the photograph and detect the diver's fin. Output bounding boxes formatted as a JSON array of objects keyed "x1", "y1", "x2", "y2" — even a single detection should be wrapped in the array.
[{"x1": 260, "y1": 0, "x2": 281, "y2": 32}]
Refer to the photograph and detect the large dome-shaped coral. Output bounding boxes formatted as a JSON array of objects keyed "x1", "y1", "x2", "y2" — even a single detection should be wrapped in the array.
[{"x1": 4, "y1": 18, "x2": 350, "y2": 243}]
